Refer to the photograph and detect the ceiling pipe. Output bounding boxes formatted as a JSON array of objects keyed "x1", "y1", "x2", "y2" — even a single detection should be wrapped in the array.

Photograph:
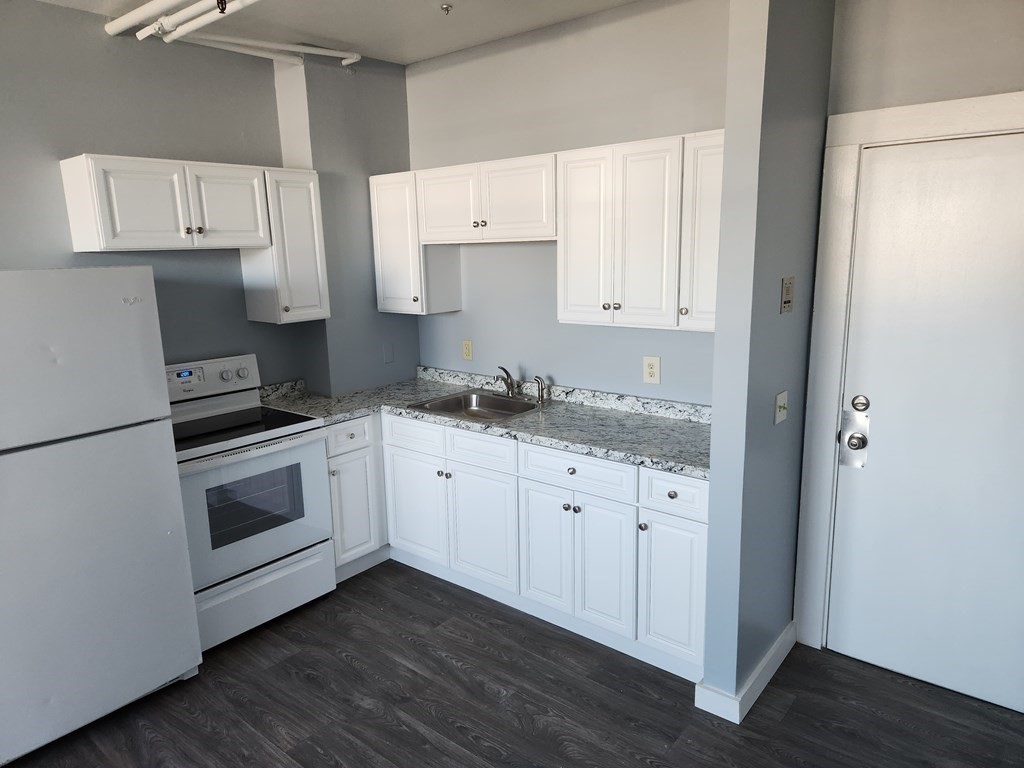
[
  {"x1": 104, "y1": 0, "x2": 189, "y2": 36},
  {"x1": 136, "y1": 0, "x2": 218, "y2": 41},
  {"x1": 182, "y1": 38, "x2": 303, "y2": 65},
  {"x1": 162, "y1": 0, "x2": 264, "y2": 44},
  {"x1": 192, "y1": 33, "x2": 362, "y2": 65}
]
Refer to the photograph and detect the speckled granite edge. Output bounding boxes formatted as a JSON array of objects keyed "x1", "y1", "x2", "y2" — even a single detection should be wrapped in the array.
[
  {"x1": 416, "y1": 366, "x2": 711, "y2": 424},
  {"x1": 260, "y1": 380, "x2": 306, "y2": 399}
]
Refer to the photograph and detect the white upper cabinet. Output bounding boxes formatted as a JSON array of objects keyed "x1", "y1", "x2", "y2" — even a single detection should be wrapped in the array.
[
  {"x1": 416, "y1": 154, "x2": 555, "y2": 243},
  {"x1": 678, "y1": 130, "x2": 724, "y2": 332},
  {"x1": 369, "y1": 172, "x2": 462, "y2": 315},
  {"x1": 240, "y1": 169, "x2": 330, "y2": 324},
  {"x1": 558, "y1": 137, "x2": 682, "y2": 329},
  {"x1": 557, "y1": 132, "x2": 723, "y2": 331},
  {"x1": 60, "y1": 155, "x2": 270, "y2": 252}
]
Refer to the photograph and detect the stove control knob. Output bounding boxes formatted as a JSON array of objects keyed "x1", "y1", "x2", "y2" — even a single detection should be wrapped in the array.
[
  {"x1": 236, "y1": 367, "x2": 250, "y2": 380},
  {"x1": 220, "y1": 370, "x2": 234, "y2": 382}
]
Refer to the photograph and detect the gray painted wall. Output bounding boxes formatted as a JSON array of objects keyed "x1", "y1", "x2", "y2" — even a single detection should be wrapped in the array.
[
  {"x1": 406, "y1": 0, "x2": 728, "y2": 403},
  {"x1": 304, "y1": 59, "x2": 420, "y2": 395},
  {"x1": 704, "y1": 0, "x2": 834, "y2": 694},
  {"x1": 0, "y1": 0, "x2": 326, "y2": 386},
  {"x1": 830, "y1": 0, "x2": 1024, "y2": 114}
]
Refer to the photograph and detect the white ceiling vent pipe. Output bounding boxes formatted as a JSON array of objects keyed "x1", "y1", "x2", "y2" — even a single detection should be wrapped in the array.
[
  {"x1": 104, "y1": 0, "x2": 189, "y2": 36},
  {"x1": 183, "y1": 38, "x2": 303, "y2": 65},
  {"x1": 136, "y1": 0, "x2": 218, "y2": 41},
  {"x1": 192, "y1": 34, "x2": 362, "y2": 66},
  {"x1": 162, "y1": 0, "x2": 264, "y2": 43}
]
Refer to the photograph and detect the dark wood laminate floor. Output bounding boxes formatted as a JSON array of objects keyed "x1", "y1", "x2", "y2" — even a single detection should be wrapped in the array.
[{"x1": 12, "y1": 561, "x2": 1024, "y2": 767}]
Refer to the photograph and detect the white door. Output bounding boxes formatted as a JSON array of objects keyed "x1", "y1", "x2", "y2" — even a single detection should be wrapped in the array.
[
  {"x1": 383, "y1": 446, "x2": 449, "y2": 565},
  {"x1": 827, "y1": 132, "x2": 1024, "y2": 712},
  {"x1": 479, "y1": 154, "x2": 556, "y2": 240},
  {"x1": 519, "y1": 479, "x2": 574, "y2": 613},
  {"x1": 573, "y1": 492, "x2": 636, "y2": 638},
  {"x1": 329, "y1": 447, "x2": 384, "y2": 567},
  {"x1": 370, "y1": 172, "x2": 424, "y2": 314},
  {"x1": 187, "y1": 163, "x2": 270, "y2": 248},
  {"x1": 417, "y1": 164, "x2": 480, "y2": 242},
  {"x1": 557, "y1": 147, "x2": 615, "y2": 324},
  {"x1": 448, "y1": 461, "x2": 519, "y2": 591},
  {"x1": 93, "y1": 156, "x2": 192, "y2": 249}
]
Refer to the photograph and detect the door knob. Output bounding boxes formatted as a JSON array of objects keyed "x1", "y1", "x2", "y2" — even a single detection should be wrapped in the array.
[
  {"x1": 567, "y1": 467, "x2": 576, "y2": 475},
  {"x1": 185, "y1": 226, "x2": 193, "y2": 235},
  {"x1": 602, "y1": 303, "x2": 611, "y2": 310},
  {"x1": 412, "y1": 296, "x2": 420, "y2": 302},
  {"x1": 330, "y1": 469, "x2": 338, "y2": 476},
  {"x1": 612, "y1": 302, "x2": 622, "y2": 310},
  {"x1": 562, "y1": 503, "x2": 571, "y2": 511},
  {"x1": 472, "y1": 221, "x2": 480, "y2": 228},
  {"x1": 283, "y1": 306, "x2": 291, "y2": 312},
  {"x1": 847, "y1": 433, "x2": 868, "y2": 450},
  {"x1": 195, "y1": 226, "x2": 205, "y2": 235},
  {"x1": 444, "y1": 472, "x2": 452, "y2": 479},
  {"x1": 679, "y1": 307, "x2": 689, "y2": 316},
  {"x1": 436, "y1": 470, "x2": 444, "y2": 477},
  {"x1": 480, "y1": 220, "x2": 487, "y2": 227},
  {"x1": 638, "y1": 523, "x2": 649, "y2": 531},
  {"x1": 571, "y1": 505, "x2": 581, "y2": 514}
]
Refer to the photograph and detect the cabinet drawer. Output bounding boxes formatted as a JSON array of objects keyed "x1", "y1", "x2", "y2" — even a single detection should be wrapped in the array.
[
  {"x1": 327, "y1": 416, "x2": 378, "y2": 457},
  {"x1": 445, "y1": 428, "x2": 516, "y2": 473},
  {"x1": 381, "y1": 414, "x2": 444, "y2": 455},
  {"x1": 518, "y1": 443, "x2": 637, "y2": 503},
  {"x1": 639, "y1": 468, "x2": 708, "y2": 523}
]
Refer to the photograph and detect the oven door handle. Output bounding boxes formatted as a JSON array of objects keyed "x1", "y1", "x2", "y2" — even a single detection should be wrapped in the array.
[{"x1": 177, "y1": 429, "x2": 327, "y2": 477}]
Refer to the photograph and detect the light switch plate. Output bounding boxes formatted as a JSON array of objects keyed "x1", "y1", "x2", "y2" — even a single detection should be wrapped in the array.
[
  {"x1": 461, "y1": 340, "x2": 473, "y2": 361},
  {"x1": 643, "y1": 356, "x2": 661, "y2": 384},
  {"x1": 780, "y1": 276, "x2": 795, "y2": 314}
]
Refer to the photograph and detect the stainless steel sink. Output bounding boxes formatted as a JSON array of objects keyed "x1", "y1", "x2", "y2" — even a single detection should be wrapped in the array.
[{"x1": 407, "y1": 389, "x2": 541, "y2": 421}]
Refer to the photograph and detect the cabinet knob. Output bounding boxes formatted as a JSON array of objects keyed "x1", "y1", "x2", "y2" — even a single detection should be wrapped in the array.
[
  {"x1": 638, "y1": 522, "x2": 649, "y2": 531},
  {"x1": 667, "y1": 490, "x2": 678, "y2": 499},
  {"x1": 679, "y1": 307, "x2": 690, "y2": 316},
  {"x1": 195, "y1": 226, "x2": 205, "y2": 235},
  {"x1": 572, "y1": 505, "x2": 581, "y2": 514},
  {"x1": 567, "y1": 467, "x2": 576, "y2": 475},
  {"x1": 412, "y1": 296, "x2": 420, "y2": 302},
  {"x1": 612, "y1": 302, "x2": 622, "y2": 310},
  {"x1": 602, "y1": 302, "x2": 611, "y2": 310},
  {"x1": 472, "y1": 221, "x2": 480, "y2": 228},
  {"x1": 562, "y1": 503, "x2": 571, "y2": 511},
  {"x1": 330, "y1": 469, "x2": 339, "y2": 477},
  {"x1": 283, "y1": 306, "x2": 291, "y2": 312},
  {"x1": 348, "y1": 433, "x2": 356, "y2": 439},
  {"x1": 480, "y1": 220, "x2": 487, "y2": 227},
  {"x1": 444, "y1": 472, "x2": 452, "y2": 479},
  {"x1": 436, "y1": 470, "x2": 444, "y2": 477},
  {"x1": 185, "y1": 226, "x2": 193, "y2": 235}
]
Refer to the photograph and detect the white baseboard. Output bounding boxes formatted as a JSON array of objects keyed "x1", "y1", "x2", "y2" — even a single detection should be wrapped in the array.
[{"x1": 694, "y1": 620, "x2": 796, "y2": 724}]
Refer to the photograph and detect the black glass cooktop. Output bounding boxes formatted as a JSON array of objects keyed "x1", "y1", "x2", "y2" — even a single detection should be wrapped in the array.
[{"x1": 173, "y1": 407, "x2": 318, "y2": 454}]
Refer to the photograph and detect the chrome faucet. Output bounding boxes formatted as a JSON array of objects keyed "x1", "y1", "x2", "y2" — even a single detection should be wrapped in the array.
[
  {"x1": 496, "y1": 366, "x2": 517, "y2": 397},
  {"x1": 533, "y1": 376, "x2": 547, "y2": 405}
]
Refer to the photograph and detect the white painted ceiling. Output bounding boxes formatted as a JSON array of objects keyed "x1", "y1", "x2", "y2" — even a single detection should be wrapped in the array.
[{"x1": 38, "y1": 0, "x2": 645, "y2": 64}]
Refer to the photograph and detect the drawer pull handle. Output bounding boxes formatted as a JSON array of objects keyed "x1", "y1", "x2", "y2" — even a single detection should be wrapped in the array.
[
  {"x1": 567, "y1": 467, "x2": 577, "y2": 475},
  {"x1": 638, "y1": 522, "x2": 649, "y2": 531},
  {"x1": 667, "y1": 490, "x2": 678, "y2": 500},
  {"x1": 445, "y1": 472, "x2": 452, "y2": 479},
  {"x1": 562, "y1": 503, "x2": 571, "y2": 511},
  {"x1": 436, "y1": 470, "x2": 444, "y2": 477},
  {"x1": 330, "y1": 469, "x2": 338, "y2": 477},
  {"x1": 348, "y1": 433, "x2": 356, "y2": 439},
  {"x1": 572, "y1": 505, "x2": 581, "y2": 514}
]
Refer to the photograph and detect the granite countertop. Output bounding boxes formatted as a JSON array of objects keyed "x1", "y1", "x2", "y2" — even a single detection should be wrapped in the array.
[{"x1": 262, "y1": 378, "x2": 711, "y2": 480}]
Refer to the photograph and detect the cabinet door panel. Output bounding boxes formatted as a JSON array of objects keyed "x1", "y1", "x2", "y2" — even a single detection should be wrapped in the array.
[
  {"x1": 518, "y1": 479, "x2": 573, "y2": 614},
  {"x1": 679, "y1": 131, "x2": 723, "y2": 331},
  {"x1": 383, "y1": 447, "x2": 448, "y2": 564},
  {"x1": 480, "y1": 155, "x2": 555, "y2": 240},
  {"x1": 417, "y1": 165, "x2": 480, "y2": 242},
  {"x1": 557, "y1": 147, "x2": 615, "y2": 324},
  {"x1": 329, "y1": 447, "x2": 384, "y2": 567},
  {"x1": 448, "y1": 461, "x2": 518, "y2": 591},
  {"x1": 267, "y1": 170, "x2": 330, "y2": 322},
  {"x1": 188, "y1": 163, "x2": 271, "y2": 248},
  {"x1": 637, "y1": 510, "x2": 706, "y2": 662},
  {"x1": 574, "y1": 493, "x2": 637, "y2": 638},
  {"x1": 94, "y1": 158, "x2": 192, "y2": 250},
  {"x1": 614, "y1": 138, "x2": 682, "y2": 328},
  {"x1": 371, "y1": 172, "x2": 424, "y2": 314}
]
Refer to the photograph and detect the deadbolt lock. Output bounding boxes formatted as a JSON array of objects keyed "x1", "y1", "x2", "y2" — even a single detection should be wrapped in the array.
[{"x1": 851, "y1": 395, "x2": 870, "y2": 412}]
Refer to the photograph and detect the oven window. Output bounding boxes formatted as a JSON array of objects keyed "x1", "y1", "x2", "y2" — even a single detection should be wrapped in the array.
[{"x1": 205, "y1": 464, "x2": 305, "y2": 549}]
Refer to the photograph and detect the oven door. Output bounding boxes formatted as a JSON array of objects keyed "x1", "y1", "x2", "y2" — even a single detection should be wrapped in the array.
[{"x1": 178, "y1": 430, "x2": 331, "y2": 591}]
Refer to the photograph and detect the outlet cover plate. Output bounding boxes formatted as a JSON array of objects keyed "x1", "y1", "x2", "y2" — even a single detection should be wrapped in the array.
[
  {"x1": 461, "y1": 340, "x2": 473, "y2": 361},
  {"x1": 643, "y1": 356, "x2": 661, "y2": 384}
]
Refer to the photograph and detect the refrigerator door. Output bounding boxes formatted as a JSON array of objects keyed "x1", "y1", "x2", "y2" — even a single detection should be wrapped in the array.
[
  {"x1": 0, "y1": 266, "x2": 169, "y2": 451},
  {"x1": 0, "y1": 419, "x2": 201, "y2": 764}
]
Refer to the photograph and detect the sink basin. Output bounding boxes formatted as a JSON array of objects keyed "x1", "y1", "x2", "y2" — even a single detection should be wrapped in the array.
[{"x1": 407, "y1": 389, "x2": 541, "y2": 421}]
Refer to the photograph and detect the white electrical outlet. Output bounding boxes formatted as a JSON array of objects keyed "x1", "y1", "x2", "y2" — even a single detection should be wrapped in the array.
[
  {"x1": 461, "y1": 340, "x2": 473, "y2": 361},
  {"x1": 774, "y1": 390, "x2": 789, "y2": 424},
  {"x1": 643, "y1": 356, "x2": 661, "y2": 384}
]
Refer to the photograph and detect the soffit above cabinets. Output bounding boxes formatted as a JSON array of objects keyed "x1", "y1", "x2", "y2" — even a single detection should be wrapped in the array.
[{"x1": 35, "y1": 0, "x2": 645, "y2": 65}]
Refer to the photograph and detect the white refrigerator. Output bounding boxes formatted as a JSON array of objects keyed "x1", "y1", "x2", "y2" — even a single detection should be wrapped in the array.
[{"x1": 0, "y1": 266, "x2": 202, "y2": 765}]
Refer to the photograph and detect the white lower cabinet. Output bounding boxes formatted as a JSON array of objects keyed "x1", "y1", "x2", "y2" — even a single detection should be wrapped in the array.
[
  {"x1": 637, "y1": 508, "x2": 707, "y2": 664},
  {"x1": 519, "y1": 479, "x2": 637, "y2": 639},
  {"x1": 383, "y1": 445, "x2": 450, "y2": 565},
  {"x1": 327, "y1": 417, "x2": 386, "y2": 572},
  {"x1": 448, "y1": 460, "x2": 518, "y2": 591}
]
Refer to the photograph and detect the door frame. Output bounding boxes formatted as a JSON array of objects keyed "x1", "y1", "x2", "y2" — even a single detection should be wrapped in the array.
[{"x1": 794, "y1": 90, "x2": 1024, "y2": 648}]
